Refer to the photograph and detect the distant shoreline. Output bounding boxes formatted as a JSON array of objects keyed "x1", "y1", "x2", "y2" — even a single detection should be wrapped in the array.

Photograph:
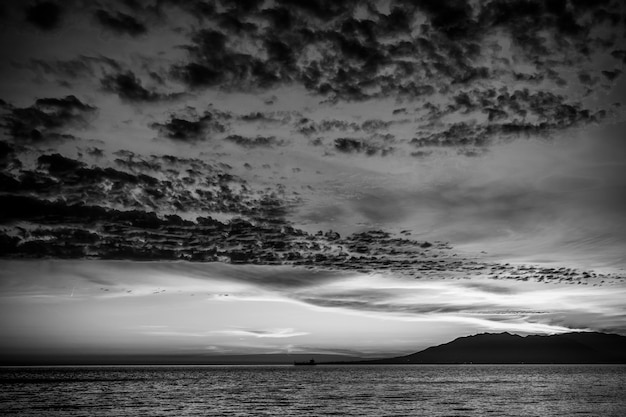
[
  {"x1": 3, "y1": 363, "x2": 626, "y2": 368},
  {"x1": 3, "y1": 331, "x2": 625, "y2": 366}
]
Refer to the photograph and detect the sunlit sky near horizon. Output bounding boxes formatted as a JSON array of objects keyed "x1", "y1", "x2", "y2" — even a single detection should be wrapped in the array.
[
  {"x1": 1, "y1": 0, "x2": 626, "y2": 363},
  {"x1": 2, "y1": 259, "x2": 625, "y2": 361}
]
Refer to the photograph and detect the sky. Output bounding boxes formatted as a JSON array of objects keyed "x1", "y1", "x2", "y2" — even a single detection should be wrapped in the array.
[{"x1": 1, "y1": 0, "x2": 626, "y2": 364}]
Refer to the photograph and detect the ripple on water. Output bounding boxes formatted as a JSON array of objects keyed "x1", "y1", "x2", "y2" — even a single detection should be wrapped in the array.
[{"x1": 0, "y1": 365, "x2": 625, "y2": 417}]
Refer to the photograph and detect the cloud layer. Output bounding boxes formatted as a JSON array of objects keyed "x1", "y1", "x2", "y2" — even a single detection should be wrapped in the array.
[
  {"x1": 0, "y1": 0, "x2": 625, "y2": 356},
  {"x1": 1, "y1": 260, "x2": 624, "y2": 362}
]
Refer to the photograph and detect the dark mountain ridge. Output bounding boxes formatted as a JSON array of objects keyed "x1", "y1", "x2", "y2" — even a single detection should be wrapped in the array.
[{"x1": 358, "y1": 332, "x2": 626, "y2": 364}]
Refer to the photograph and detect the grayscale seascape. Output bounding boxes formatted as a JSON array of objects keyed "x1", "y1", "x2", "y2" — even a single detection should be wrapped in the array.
[
  {"x1": 2, "y1": 365, "x2": 625, "y2": 416},
  {"x1": 2, "y1": 1, "x2": 626, "y2": 416}
]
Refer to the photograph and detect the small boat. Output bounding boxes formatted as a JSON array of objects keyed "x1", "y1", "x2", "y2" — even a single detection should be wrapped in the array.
[{"x1": 294, "y1": 359, "x2": 316, "y2": 366}]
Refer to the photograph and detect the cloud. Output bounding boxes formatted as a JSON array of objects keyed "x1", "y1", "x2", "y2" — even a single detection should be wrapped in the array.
[
  {"x1": 0, "y1": 259, "x2": 622, "y2": 360},
  {"x1": 148, "y1": 0, "x2": 625, "y2": 112},
  {"x1": 37, "y1": 153, "x2": 85, "y2": 173},
  {"x1": 346, "y1": 171, "x2": 563, "y2": 249},
  {"x1": 297, "y1": 119, "x2": 357, "y2": 136},
  {"x1": 171, "y1": 29, "x2": 243, "y2": 88},
  {"x1": 277, "y1": 277, "x2": 619, "y2": 338},
  {"x1": 410, "y1": 0, "x2": 477, "y2": 39},
  {"x1": 171, "y1": 62, "x2": 223, "y2": 88},
  {"x1": 291, "y1": 274, "x2": 626, "y2": 333},
  {"x1": 24, "y1": 1, "x2": 63, "y2": 31},
  {"x1": 1, "y1": 104, "x2": 623, "y2": 283},
  {"x1": 186, "y1": 263, "x2": 348, "y2": 290},
  {"x1": 94, "y1": 9, "x2": 147, "y2": 36},
  {"x1": 0, "y1": 171, "x2": 608, "y2": 282},
  {"x1": 276, "y1": 0, "x2": 362, "y2": 21},
  {"x1": 478, "y1": 0, "x2": 584, "y2": 44},
  {"x1": 224, "y1": 134, "x2": 284, "y2": 149},
  {"x1": 1, "y1": 187, "x2": 600, "y2": 283},
  {"x1": 461, "y1": 282, "x2": 515, "y2": 295},
  {"x1": 153, "y1": 117, "x2": 208, "y2": 141},
  {"x1": 601, "y1": 69, "x2": 622, "y2": 81},
  {"x1": 0, "y1": 0, "x2": 625, "y2": 365},
  {"x1": 400, "y1": 87, "x2": 609, "y2": 158},
  {"x1": 101, "y1": 71, "x2": 172, "y2": 102},
  {"x1": 28, "y1": 55, "x2": 122, "y2": 81},
  {"x1": 295, "y1": 118, "x2": 397, "y2": 137},
  {"x1": 334, "y1": 138, "x2": 393, "y2": 156},
  {"x1": 1, "y1": 96, "x2": 97, "y2": 142},
  {"x1": 213, "y1": 328, "x2": 309, "y2": 338},
  {"x1": 0, "y1": 1, "x2": 623, "y2": 278},
  {"x1": 0, "y1": 141, "x2": 20, "y2": 170},
  {"x1": 152, "y1": 111, "x2": 229, "y2": 141}
]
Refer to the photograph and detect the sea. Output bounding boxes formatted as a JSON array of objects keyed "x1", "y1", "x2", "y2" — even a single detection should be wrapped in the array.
[{"x1": 1, "y1": 365, "x2": 625, "y2": 416}]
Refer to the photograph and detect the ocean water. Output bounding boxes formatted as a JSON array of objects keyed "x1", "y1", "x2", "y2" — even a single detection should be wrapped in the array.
[{"x1": 1, "y1": 365, "x2": 625, "y2": 416}]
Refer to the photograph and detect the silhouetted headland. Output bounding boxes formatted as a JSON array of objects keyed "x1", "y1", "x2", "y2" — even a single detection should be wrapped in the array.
[{"x1": 345, "y1": 332, "x2": 626, "y2": 364}]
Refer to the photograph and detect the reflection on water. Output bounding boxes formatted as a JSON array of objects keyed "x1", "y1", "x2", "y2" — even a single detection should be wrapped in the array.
[{"x1": 1, "y1": 365, "x2": 625, "y2": 416}]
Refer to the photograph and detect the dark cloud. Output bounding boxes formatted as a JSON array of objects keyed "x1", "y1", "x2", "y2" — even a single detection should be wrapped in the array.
[
  {"x1": 239, "y1": 111, "x2": 287, "y2": 123},
  {"x1": 153, "y1": 118, "x2": 206, "y2": 141},
  {"x1": 224, "y1": 0, "x2": 264, "y2": 13},
  {"x1": 261, "y1": 7, "x2": 294, "y2": 32},
  {"x1": 152, "y1": 111, "x2": 229, "y2": 142},
  {"x1": 0, "y1": 140, "x2": 14, "y2": 160},
  {"x1": 0, "y1": 191, "x2": 432, "y2": 261},
  {"x1": 334, "y1": 138, "x2": 393, "y2": 156},
  {"x1": 478, "y1": 1, "x2": 556, "y2": 36},
  {"x1": 189, "y1": 28, "x2": 226, "y2": 53},
  {"x1": 601, "y1": 69, "x2": 622, "y2": 81},
  {"x1": 0, "y1": 179, "x2": 613, "y2": 284},
  {"x1": 172, "y1": 29, "x2": 245, "y2": 88},
  {"x1": 297, "y1": 118, "x2": 360, "y2": 136},
  {"x1": 86, "y1": 147, "x2": 104, "y2": 158},
  {"x1": 578, "y1": 71, "x2": 598, "y2": 86},
  {"x1": 276, "y1": 0, "x2": 357, "y2": 20},
  {"x1": 410, "y1": 0, "x2": 477, "y2": 39},
  {"x1": 1, "y1": 96, "x2": 97, "y2": 142},
  {"x1": 610, "y1": 50, "x2": 626, "y2": 63},
  {"x1": 411, "y1": 123, "x2": 489, "y2": 148},
  {"x1": 25, "y1": 1, "x2": 63, "y2": 31},
  {"x1": 37, "y1": 153, "x2": 85, "y2": 173},
  {"x1": 410, "y1": 88, "x2": 606, "y2": 151},
  {"x1": 295, "y1": 118, "x2": 397, "y2": 137},
  {"x1": 27, "y1": 56, "x2": 121, "y2": 83},
  {"x1": 224, "y1": 135, "x2": 283, "y2": 149},
  {"x1": 101, "y1": 71, "x2": 171, "y2": 102},
  {"x1": 216, "y1": 10, "x2": 258, "y2": 34},
  {"x1": 23, "y1": 159, "x2": 163, "y2": 205},
  {"x1": 0, "y1": 193, "x2": 289, "y2": 260},
  {"x1": 30, "y1": 58, "x2": 93, "y2": 79},
  {"x1": 172, "y1": 62, "x2": 223, "y2": 88},
  {"x1": 0, "y1": 0, "x2": 623, "y2": 288},
  {"x1": 94, "y1": 9, "x2": 147, "y2": 36},
  {"x1": 361, "y1": 119, "x2": 395, "y2": 133},
  {"x1": 0, "y1": 141, "x2": 18, "y2": 170},
  {"x1": 0, "y1": 144, "x2": 303, "y2": 233},
  {"x1": 410, "y1": 150, "x2": 434, "y2": 159},
  {"x1": 161, "y1": 0, "x2": 624, "y2": 106},
  {"x1": 161, "y1": 0, "x2": 216, "y2": 19}
]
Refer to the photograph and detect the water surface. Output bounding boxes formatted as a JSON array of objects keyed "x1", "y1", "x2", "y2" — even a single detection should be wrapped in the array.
[{"x1": 1, "y1": 365, "x2": 625, "y2": 416}]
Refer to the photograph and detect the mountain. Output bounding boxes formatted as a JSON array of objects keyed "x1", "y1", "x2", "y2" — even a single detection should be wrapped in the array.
[{"x1": 358, "y1": 332, "x2": 626, "y2": 364}]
